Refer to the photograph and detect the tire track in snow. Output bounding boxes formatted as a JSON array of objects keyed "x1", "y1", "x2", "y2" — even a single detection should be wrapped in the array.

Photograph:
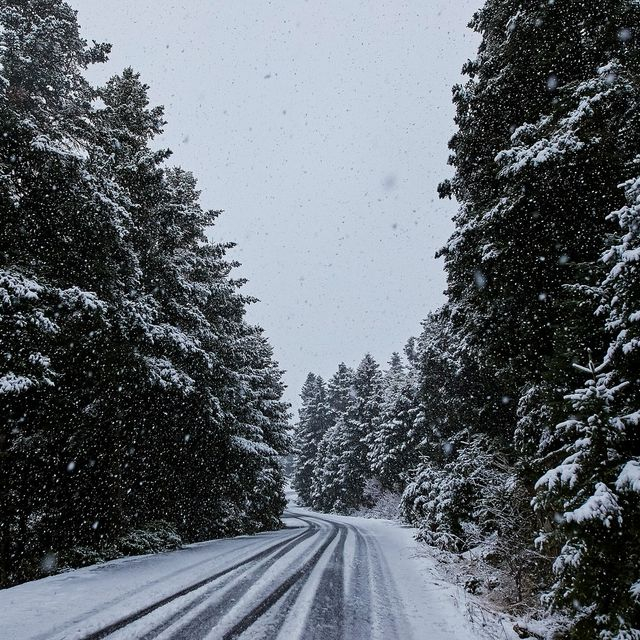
[
  {"x1": 343, "y1": 520, "x2": 374, "y2": 639},
  {"x1": 361, "y1": 527, "x2": 409, "y2": 640},
  {"x1": 301, "y1": 514, "x2": 409, "y2": 640},
  {"x1": 270, "y1": 517, "x2": 348, "y2": 640},
  {"x1": 214, "y1": 516, "x2": 344, "y2": 640},
  {"x1": 151, "y1": 518, "x2": 322, "y2": 639},
  {"x1": 299, "y1": 520, "x2": 347, "y2": 640},
  {"x1": 247, "y1": 513, "x2": 374, "y2": 640},
  {"x1": 35, "y1": 538, "x2": 264, "y2": 640},
  {"x1": 78, "y1": 525, "x2": 312, "y2": 640},
  {"x1": 76, "y1": 511, "x2": 427, "y2": 640}
]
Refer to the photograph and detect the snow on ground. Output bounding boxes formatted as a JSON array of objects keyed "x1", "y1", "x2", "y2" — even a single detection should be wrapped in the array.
[
  {"x1": 301, "y1": 509, "x2": 480, "y2": 639},
  {"x1": 0, "y1": 488, "x2": 489, "y2": 640},
  {"x1": 0, "y1": 529, "x2": 301, "y2": 640}
]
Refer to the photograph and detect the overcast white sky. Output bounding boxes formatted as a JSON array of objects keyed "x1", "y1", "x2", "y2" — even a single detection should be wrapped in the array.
[{"x1": 72, "y1": 0, "x2": 482, "y2": 410}]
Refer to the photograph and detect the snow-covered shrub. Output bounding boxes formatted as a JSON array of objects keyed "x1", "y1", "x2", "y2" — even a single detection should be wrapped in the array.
[
  {"x1": 58, "y1": 521, "x2": 182, "y2": 572},
  {"x1": 242, "y1": 464, "x2": 287, "y2": 533},
  {"x1": 60, "y1": 546, "x2": 111, "y2": 570},
  {"x1": 117, "y1": 521, "x2": 182, "y2": 556},
  {"x1": 403, "y1": 439, "x2": 547, "y2": 607},
  {"x1": 401, "y1": 435, "x2": 509, "y2": 552},
  {"x1": 401, "y1": 461, "x2": 469, "y2": 552},
  {"x1": 354, "y1": 479, "x2": 402, "y2": 520}
]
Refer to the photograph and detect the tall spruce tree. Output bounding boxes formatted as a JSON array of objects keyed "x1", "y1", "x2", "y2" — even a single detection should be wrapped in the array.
[
  {"x1": 330, "y1": 354, "x2": 383, "y2": 511},
  {"x1": 326, "y1": 362, "x2": 354, "y2": 426},
  {"x1": 424, "y1": 0, "x2": 640, "y2": 633},
  {"x1": 310, "y1": 417, "x2": 350, "y2": 512},
  {"x1": 483, "y1": 5, "x2": 640, "y2": 634},
  {"x1": 306, "y1": 355, "x2": 383, "y2": 513},
  {"x1": 292, "y1": 373, "x2": 330, "y2": 505},
  {"x1": 310, "y1": 363, "x2": 354, "y2": 511},
  {"x1": 367, "y1": 353, "x2": 422, "y2": 491},
  {"x1": 439, "y1": 0, "x2": 640, "y2": 449},
  {"x1": 534, "y1": 174, "x2": 640, "y2": 638},
  {"x1": 0, "y1": 0, "x2": 138, "y2": 582}
]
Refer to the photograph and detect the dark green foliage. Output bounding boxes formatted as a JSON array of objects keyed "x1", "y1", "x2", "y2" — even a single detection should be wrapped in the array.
[
  {"x1": 334, "y1": 354, "x2": 383, "y2": 508},
  {"x1": 533, "y1": 174, "x2": 640, "y2": 638},
  {"x1": 440, "y1": 0, "x2": 640, "y2": 450},
  {"x1": 295, "y1": 1, "x2": 640, "y2": 635},
  {"x1": 420, "y1": 0, "x2": 640, "y2": 635},
  {"x1": 0, "y1": 0, "x2": 289, "y2": 587},
  {"x1": 293, "y1": 355, "x2": 387, "y2": 514},
  {"x1": 367, "y1": 353, "x2": 423, "y2": 491},
  {"x1": 292, "y1": 373, "x2": 330, "y2": 505}
]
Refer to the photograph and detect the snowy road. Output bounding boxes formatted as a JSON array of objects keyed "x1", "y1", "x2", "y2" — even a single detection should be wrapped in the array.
[{"x1": 0, "y1": 508, "x2": 476, "y2": 640}]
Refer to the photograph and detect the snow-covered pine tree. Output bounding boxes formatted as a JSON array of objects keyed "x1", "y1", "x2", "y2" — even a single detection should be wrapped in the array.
[
  {"x1": 218, "y1": 326, "x2": 291, "y2": 535},
  {"x1": 440, "y1": 0, "x2": 640, "y2": 449},
  {"x1": 401, "y1": 310, "x2": 482, "y2": 548},
  {"x1": 95, "y1": 69, "x2": 290, "y2": 542},
  {"x1": 329, "y1": 354, "x2": 383, "y2": 511},
  {"x1": 367, "y1": 353, "x2": 422, "y2": 491},
  {"x1": 0, "y1": 0, "x2": 143, "y2": 583},
  {"x1": 477, "y1": 5, "x2": 640, "y2": 632},
  {"x1": 0, "y1": 0, "x2": 291, "y2": 585},
  {"x1": 412, "y1": 308, "x2": 482, "y2": 462},
  {"x1": 306, "y1": 355, "x2": 383, "y2": 513},
  {"x1": 93, "y1": 69, "x2": 224, "y2": 538},
  {"x1": 428, "y1": 0, "x2": 640, "y2": 617},
  {"x1": 326, "y1": 362, "x2": 354, "y2": 426},
  {"x1": 534, "y1": 173, "x2": 640, "y2": 638},
  {"x1": 310, "y1": 363, "x2": 354, "y2": 511},
  {"x1": 292, "y1": 373, "x2": 331, "y2": 505},
  {"x1": 310, "y1": 417, "x2": 349, "y2": 512}
]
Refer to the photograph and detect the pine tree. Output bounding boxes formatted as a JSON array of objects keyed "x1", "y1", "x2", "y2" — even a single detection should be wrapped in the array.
[
  {"x1": 0, "y1": 0, "x2": 141, "y2": 582},
  {"x1": 292, "y1": 373, "x2": 330, "y2": 505},
  {"x1": 329, "y1": 354, "x2": 382, "y2": 511},
  {"x1": 367, "y1": 353, "x2": 422, "y2": 491},
  {"x1": 219, "y1": 326, "x2": 291, "y2": 534},
  {"x1": 534, "y1": 173, "x2": 640, "y2": 638},
  {"x1": 401, "y1": 310, "x2": 485, "y2": 548},
  {"x1": 310, "y1": 363, "x2": 354, "y2": 511},
  {"x1": 431, "y1": 1, "x2": 640, "y2": 625},
  {"x1": 326, "y1": 362, "x2": 354, "y2": 425},
  {"x1": 305, "y1": 355, "x2": 383, "y2": 513},
  {"x1": 95, "y1": 70, "x2": 291, "y2": 542},
  {"x1": 439, "y1": 0, "x2": 640, "y2": 449},
  {"x1": 310, "y1": 417, "x2": 350, "y2": 512},
  {"x1": 0, "y1": 0, "x2": 291, "y2": 585},
  {"x1": 493, "y1": 6, "x2": 640, "y2": 633}
]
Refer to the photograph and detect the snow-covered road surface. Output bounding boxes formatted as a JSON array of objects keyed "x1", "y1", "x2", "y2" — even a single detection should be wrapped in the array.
[{"x1": 0, "y1": 508, "x2": 476, "y2": 640}]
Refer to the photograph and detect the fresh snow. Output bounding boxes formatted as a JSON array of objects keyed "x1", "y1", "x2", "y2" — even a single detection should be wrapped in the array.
[
  {"x1": 616, "y1": 459, "x2": 640, "y2": 493},
  {"x1": 0, "y1": 493, "x2": 479, "y2": 640},
  {"x1": 564, "y1": 482, "x2": 622, "y2": 527}
]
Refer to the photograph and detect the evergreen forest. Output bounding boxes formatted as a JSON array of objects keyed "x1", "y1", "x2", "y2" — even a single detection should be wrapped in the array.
[
  {"x1": 0, "y1": 0, "x2": 290, "y2": 588},
  {"x1": 1, "y1": 1, "x2": 639, "y2": 638},
  {"x1": 293, "y1": 2, "x2": 640, "y2": 637}
]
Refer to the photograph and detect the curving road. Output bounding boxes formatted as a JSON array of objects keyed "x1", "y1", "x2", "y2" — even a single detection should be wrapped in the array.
[{"x1": 0, "y1": 506, "x2": 475, "y2": 640}]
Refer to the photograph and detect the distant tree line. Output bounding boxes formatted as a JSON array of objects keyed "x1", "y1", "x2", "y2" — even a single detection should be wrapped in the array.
[
  {"x1": 293, "y1": 352, "x2": 422, "y2": 513},
  {"x1": 0, "y1": 0, "x2": 289, "y2": 587},
  {"x1": 294, "y1": 1, "x2": 640, "y2": 637}
]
